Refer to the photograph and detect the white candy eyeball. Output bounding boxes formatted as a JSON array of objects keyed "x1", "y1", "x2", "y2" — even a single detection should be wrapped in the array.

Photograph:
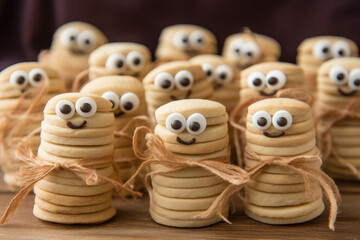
[
  {"x1": 105, "y1": 53, "x2": 126, "y2": 71},
  {"x1": 119, "y1": 92, "x2": 140, "y2": 112},
  {"x1": 102, "y1": 91, "x2": 119, "y2": 110},
  {"x1": 272, "y1": 110, "x2": 292, "y2": 131},
  {"x1": 173, "y1": 31, "x2": 189, "y2": 50},
  {"x1": 77, "y1": 30, "x2": 96, "y2": 51},
  {"x1": 230, "y1": 39, "x2": 244, "y2": 57},
  {"x1": 252, "y1": 111, "x2": 271, "y2": 130},
  {"x1": 60, "y1": 27, "x2": 78, "y2": 47},
  {"x1": 75, "y1": 97, "x2": 97, "y2": 117},
  {"x1": 174, "y1": 70, "x2": 194, "y2": 90},
  {"x1": 201, "y1": 63, "x2": 215, "y2": 82},
  {"x1": 266, "y1": 70, "x2": 286, "y2": 90},
  {"x1": 215, "y1": 65, "x2": 233, "y2": 84},
  {"x1": 10, "y1": 70, "x2": 28, "y2": 89},
  {"x1": 332, "y1": 41, "x2": 351, "y2": 58},
  {"x1": 55, "y1": 100, "x2": 75, "y2": 119},
  {"x1": 154, "y1": 72, "x2": 175, "y2": 91},
  {"x1": 349, "y1": 68, "x2": 360, "y2": 90},
  {"x1": 186, "y1": 113, "x2": 207, "y2": 135},
  {"x1": 242, "y1": 41, "x2": 260, "y2": 61},
  {"x1": 189, "y1": 30, "x2": 206, "y2": 50},
  {"x1": 313, "y1": 40, "x2": 332, "y2": 60},
  {"x1": 126, "y1": 51, "x2": 145, "y2": 71},
  {"x1": 28, "y1": 68, "x2": 46, "y2": 87},
  {"x1": 165, "y1": 113, "x2": 186, "y2": 133},
  {"x1": 330, "y1": 65, "x2": 349, "y2": 85},
  {"x1": 247, "y1": 72, "x2": 266, "y2": 90}
]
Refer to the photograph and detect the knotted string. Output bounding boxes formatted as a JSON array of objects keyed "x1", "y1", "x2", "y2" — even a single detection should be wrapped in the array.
[{"x1": 72, "y1": 69, "x2": 89, "y2": 92}]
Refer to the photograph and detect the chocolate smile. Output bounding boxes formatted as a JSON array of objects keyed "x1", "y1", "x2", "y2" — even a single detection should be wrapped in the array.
[
  {"x1": 170, "y1": 90, "x2": 192, "y2": 100},
  {"x1": 70, "y1": 49, "x2": 86, "y2": 55},
  {"x1": 337, "y1": 88, "x2": 357, "y2": 96},
  {"x1": 263, "y1": 131, "x2": 285, "y2": 138},
  {"x1": 114, "y1": 111, "x2": 125, "y2": 117},
  {"x1": 260, "y1": 90, "x2": 277, "y2": 96},
  {"x1": 67, "y1": 120, "x2": 87, "y2": 129},
  {"x1": 176, "y1": 136, "x2": 196, "y2": 145},
  {"x1": 214, "y1": 83, "x2": 222, "y2": 90}
]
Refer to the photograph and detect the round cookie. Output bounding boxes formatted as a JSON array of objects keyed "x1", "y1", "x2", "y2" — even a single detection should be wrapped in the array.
[{"x1": 152, "y1": 174, "x2": 223, "y2": 188}]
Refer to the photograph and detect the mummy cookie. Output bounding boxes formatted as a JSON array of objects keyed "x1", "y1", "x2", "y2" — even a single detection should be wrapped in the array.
[
  {"x1": 150, "y1": 99, "x2": 230, "y2": 227},
  {"x1": 38, "y1": 21, "x2": 108, "y2": 89},
  {"x1": 80, "y1": 76, "x2": 147, "y2": 186},
  {"x1": 244, "y1": 98, "x2": 325, "y2": 225},
  {"x1": 143, "y1": 61, "x2": 213, "y2": 123},
  {"x1": 0, "y1": 62, "x2": 65, "y2": 191},
  {"x1": 223, "y1": 31, "x2": 281, "y2": 71},
  {"x1": 155, "y1": 24, "x2": 217, "y2": 62},
  {"x1": 297, "y1": 36, "x2": 358, "y2": 91}
]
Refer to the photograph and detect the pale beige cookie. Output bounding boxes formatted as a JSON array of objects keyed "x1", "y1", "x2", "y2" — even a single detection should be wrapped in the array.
[
  {"x1": 150, "y1": 164, "x2": 214, "y2": 178},
  {"x1": 248, "y1": 180, "x2": 306, "y2": 193},
  {"x1": 334, "y1": 146, "x2": 360, "y2": 157},
  {"x1": 332, "y1": 136, "x2": 360, "y2": 146},
  {"x1": 41, "y1": 122, "x2": 114, "y2": 138},
  {"x1": 44, "y1": 170, "x2": 113, "y2": 186},
  {"x1": 152, "y1": 174, "x2": 223, "y2": 188},
  {"x1": 114, "y1": 137, "x2": 132, "y2": 148},
  {"x1": 252, "y1": 172, "x2": 306, "y2": 185},
  {"x1": 43, "y1": 113, "x2": 114, "y2": 129},
  {"x1": 40, "y1": 131, "x2": 114, "y2": 146}
]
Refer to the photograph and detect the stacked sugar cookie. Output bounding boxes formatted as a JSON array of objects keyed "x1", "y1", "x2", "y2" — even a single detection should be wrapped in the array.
[
  {"x1": 81, "y1": 76, "x2": 147, "y2": 184},
  {"x1": 143, "y1": 61, "x2": 213, "y2": 123},
  {"x1": 0, "y1": 62, "x2": 65, "y2": 191},
  {"x1": 244, "y1": 98, "x2": 324, "y2": 225},
  {"x1": 317, "y1": 57, "x2": 360, "y2": 180},
  {"x1": 33, "y1": 93, "x2": 116, "y2": 224},
  {"x1": 150, "y1": 99, "x2": 230, "y2": 227}
]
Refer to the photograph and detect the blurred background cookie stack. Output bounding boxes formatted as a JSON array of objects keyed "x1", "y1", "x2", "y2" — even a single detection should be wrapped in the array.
[{"x1": 149, "y1": 99, "x2": 230, "y2": 227}]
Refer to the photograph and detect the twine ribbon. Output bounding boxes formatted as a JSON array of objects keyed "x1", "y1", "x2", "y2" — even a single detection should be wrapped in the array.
[{"x1": 72, "y1": 69, "x2": 89, "y2": 92}]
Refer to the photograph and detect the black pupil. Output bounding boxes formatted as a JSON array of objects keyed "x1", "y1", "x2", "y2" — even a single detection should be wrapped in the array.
[
  {"x1": 219, "y1": 73, "x2": 226, "y2": 80},
  {"x1": 235, "y1": 48, "x2": 240, "y2": 54},
  {"x1": 34, "y1": 73, "x2": 42, "y2": 82},
  {"x1": 171, "y1": 120, "x2": 182, "y2": 130},
  {"x1": 110, "y1": 100, "x2": 115, "y2": 108},
  {"x1": 70, "y1": 35, "x2": 76, "y2": 41},
  {"x1": 161, "y1": 80, "x2": 172, "y2": 89},
  {"x1": 247, "y1": 51, "x2": 253, "y2": 57},
  {"x1": 338, "y1": 49, "x2": 344, "y2": 56},
  {"x1": 182, "y1": 37, "x2": 188, "y2": 43},
  {"x1": 337, "y1": 73, "x2": 345, "y2": 81},
  {"x1": 189, "y1": 122, "x2": 200, "y2": 131},
  {"x1": 197, "y1": 38, "x2": 203, "y2": 43},
  {"x1": 180, "y1": 77, "x2": 190, "y2": 86},
  {"x1": 60, "y1": 104, "x2": 72, "y2": 114},
  {"x1": 253, "y1": 78, "x2": 262, "y2": 86},
  {"x1": 84, "y1": 39, "x2": 90, "y2": 45},
  {"x1": 205, "y1": 70, "x2": 212, "y2": 76},
  {"x1": 133, "y1": 58, "x2": 141, "y2": 65},
  {"x1": 354, "y1": 79, "x2": 360, "y2": 86},
  {"x1": 123, "y1": 101, "x2": 133, "y2": 110},
  {"x1": 17, "y1": 76, "x2": 25, "y2": 85},
  {"x1": 80, "y1": 103, "x2": 92, "y2": 113},
  {"x1": 322, "y1": 47, "x2": 329, "y2": 53},
  {"x1": 257, "y1": 117, "x2": 267, "y2": 127},
  {"x1": 277, "y1": 117, "x2": 288, "y2": 127},
  {"x1": 116, "y1": 60, "x2": 124, "y2": 68},
  {"x1": 268, "y1": 77, "x2": 278, "y2": 85}
]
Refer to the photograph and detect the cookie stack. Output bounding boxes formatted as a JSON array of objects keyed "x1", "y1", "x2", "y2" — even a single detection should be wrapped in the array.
[
  {"x1": 317, "y1": 57, "x2": 360, "y2": 180},
  {"x1": 33, "y1": 93, "x2": 116, "y2": 224},
  {"x1": 81, "y1": 76, "x2": 147, "y2": 185},
  {"x1": 143, "y1": 61, "x2": 213, "y2": 123},
  {"x1": 150, "y1": 99, "x2": 230, "y2": 227},
  {"x1": 244, "y1": 98, "x2": 325, "y2": 225},
  {"x1": 0, "y1": 62, "x2": 65, "y2": 191}
]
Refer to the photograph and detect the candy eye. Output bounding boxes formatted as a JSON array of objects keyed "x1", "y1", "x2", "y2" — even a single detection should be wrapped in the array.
[
  {"x1": 105, "y1": 53, "x2": 126, "y2": 71},
  {"x1": 75, "y1": 97, "x2": 97, "y2": 117},
  {"x1": 266, "y1": 70, "x2": 286, "y2": 90},
  {"x1": 77, "y1": 30, "x2": 96, "y2": 51},
  {"x1": 313, "y1": 40, "x2": 332, "y2": 60},
  {"x1": 201, "y1": 63, "x2": 215, "y2": 82},
  {"x1": 102, "y1": 91, "x2": 119, "y2": 110},
  {"x1": 165, "y1": 113, "x2": 186, "y2": 133},
  {"x1": 272, "y1": 110, "x2": 292, "y2": 131},
  {"x1": 173, "y1": 31, "x2": 189, "y2": 50},
  {"x1": 330, "y1": 65, "x2": 349, "y2": 85},
  {"x1": 126, "y1": 51, "x2": 144, "y2": 71},
  {"x1": 215, "y1": 65, "x2": 233, "y2": 84},
  {"x1": 247, "y1": 72, "x2": 266, "y2": 90},
  {"x1": 10, "y1": 70, "x2": 28, "y2": 89},
  {"x1": 189, "y1": 30, "x2": 206, "y2": 50},
  {"x1": 28, "y1": 68, "x2": 46, "y2": 87},
  {"x1": 55, "y1": 100, "x2": 75, "y2": 119},
  {"x1": 119, "y1": 92, "x2": 140, "y2": 113},
  {"x1": 349, "y1": 68, "x2": 360, "y2": 90},
  {"x1": 154, "y1": 72, "x2": 175, "y2": 91},
  {"x1": 332, "y1": 41, "x2": 351, "y2": 58},
  {"x1": 186, "y1": 113, "x2": 207, "y2": 135},
  {"x1": 174, "y1": 70, "x2": 194, "y2": 90},
  {"x1": 230, "y1": 39, "x2": 244, "y2": 57},
  {"x1": 252, "y1": 111, "x2": 271, "y2": 130},
  {"x1": 60, "y1": 27, "x2": 78, "y2": 47},
  {"x1": 242, "y1": 41, "x2": 260, "y2": 61}
]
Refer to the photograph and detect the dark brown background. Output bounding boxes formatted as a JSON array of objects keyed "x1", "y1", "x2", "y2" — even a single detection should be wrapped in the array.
[{"x1": 1, "y1": 0, "x2": 360, "y2": 71}]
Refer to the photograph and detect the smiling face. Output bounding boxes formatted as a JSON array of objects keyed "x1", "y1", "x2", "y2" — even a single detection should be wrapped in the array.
[
  {"x1": 223, "y1": 33, "x2": 281, "y2": 70},
  {"x1": 240, "y1": 62, "x2": 305, "y2": 101},
  {"x1": 155, "y1": 24, "x2": 217, "y2": 61}
]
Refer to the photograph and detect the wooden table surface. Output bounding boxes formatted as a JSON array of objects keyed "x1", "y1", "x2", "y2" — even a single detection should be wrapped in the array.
[{"x1": 0, "y1": 179, "x2": 359, "y2": 240}]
